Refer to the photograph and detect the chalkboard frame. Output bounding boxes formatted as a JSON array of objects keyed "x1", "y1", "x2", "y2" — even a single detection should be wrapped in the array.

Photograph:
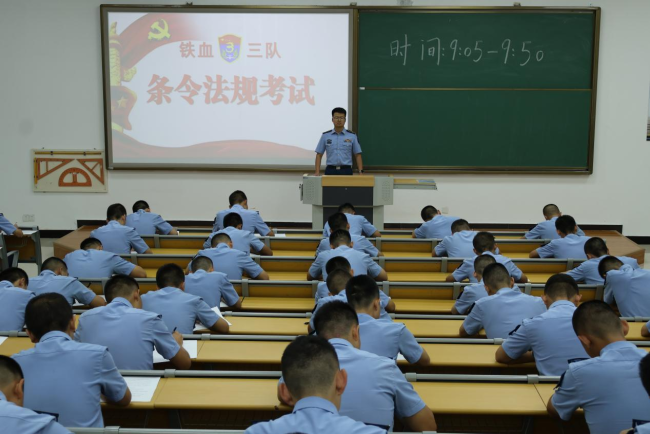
[{"x1": 352, "y1": 6, "x2": 601, "y2": 175}]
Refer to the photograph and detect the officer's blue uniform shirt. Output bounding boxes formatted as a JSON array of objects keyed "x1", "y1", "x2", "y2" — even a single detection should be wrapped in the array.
[
  {"x1": 567, "y1": 255, "x2": 639, "y2": 284},
  {"x1": 453, "y1": 251, "x2": 523, "y2": 283},
  {"x1": 323, "y1": 213, "x2": 377, "y2": 238},
  {"x1": 315, "y1": 129, "x2": 362, "y2": 166},
  {"x1": 316, "y1": 234, "x2": 378, "y2": 258},
  {"x1": 0, "y1": 213, "x2": 17, "y2": 235},
  {"x1": 0, "y1": 390, "x2": 72, "y2": 434},
  {"x1": 213, "y1": 204, "x2": 271, "y2": 236},
  {"x1": 0, "y1": 280, "x2": 34, "y2": 331},
  {"x1": 414, "y1": 215, "x2": 460, "y2": 239},
  {"x1": 604, "y1": 265, "x2": 650, "y2": 317},
  {"x1": 535, "y1": 234, "x2": 590, "y2": 259},
  {"x1": 64, "y1": 249, "x2": 136, "y2": 279},
  {"x1": 453, "y1": 281, "x2": 488, "y2": 315},
  {"x1": 75, "y1": 297, "x2": 180, "y2": 370},
  {"x1": 310, "y1": 291, "x2": 392, "y2": 329},
  {"x1": 315, "y1": 281, "x2": 329, "y2": 300},
  {"x1": 244, "y1": 396, "x2": 386, "y2": 434},
  {"x1": 141, "y1": 286, "x2": 219, "y2": 334},
  {"x1": 203, "y1": 226, "x2": 265, "y2": 253},
  {"x1": 462, "y1": 287, "x2": 546, "y2": 339},
  {"x1": 358, "y1": 313, "x2": 422, "y2": 363},
  {"x1": 525, "y1": 217, "x2": 586, "y2": 240},
  {"x1": 185, "y1": 269, "x2": 239, "y2": 308},
  {"x1": 501, "y1": 300, "x2": 588, "y2": 376},
  {"x1": 125, "y1": 209, "x2": 173, "y2": 235},
  {"x1": 28, "y1": 270, "x2": 96, "y2": 306},
  {"x1": 636, "y1": 423, "x2": 650, "y2": 434},
  {"x1": 551, "y1": 341, "x2": 650, "y2": 434},
  {"x1": 434, "y1": 230, "x2": 476, "y2": 257},
  {"x1": 90, "y1": 221, "x2": 149, "y2": 254},
  {"x1": 194, "y1": 244, "x2": 264, "y2": 280},
  {"x1": 329, "y1": 338, "x2": 425, "y2": 430},
  {"x1": 309, "y1": 246, "x2": 382, "y2": 280},
  {"x1": 12, "y1": 331, "x2": 127, "y2": 428}
]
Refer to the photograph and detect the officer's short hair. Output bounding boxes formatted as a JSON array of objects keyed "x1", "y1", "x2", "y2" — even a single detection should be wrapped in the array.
[
  {"x1": 346, "y1": 275, "x2": 379, "y2": 311},
  {"x1": 555, "y1": 215, "x2": 577, "y2": 236},
  {"x1": 420, "y1": 205, "x2": 438, "y2": 221},
  {"x1": 337, "y1": 203, "x2": 355, "y2": 213},
  {"x1": 224, "y1": 212, "x2": 243, "y2": 228},
  {"x1": 584, "y1": 237, "x2": 608, "y2": 257},
  {"x1": 451, "y1": 219, "x2": 470, "y2": 233},
  {"x1": 329, "y1": 229, "x2": 351, "y2": 247},
  {"x1": 544, "y1": 274, "x2": 579, "y2": 300},
  {"x1": 132, "y1": 200, "x2": 149, "y2": 213},
  {"x1": 474, "y1": 255, "x2": 496, "y2": 277},
  {"x1": 25, "y1": 293, "x2": 73, "y2": 340},
  {"x1": 482, "y1": 263, "x2": 511, "y2": 290},
  {"x1": 543, "y1": 204, "x2": 561, "y2": 218},
  {"x1": 597, "y1": 256, "x2": 624, "y2": 278},
  {"x1": 41, "y1": 257, "x2": 67, "y2": 273},
  {"x1": 156, "y1": 263, "x2": 185, "y2": 289},
  {"x1": 639, "y1": 353, "x2": 650, "y2": 397},
  {"x1": 211, "y1": 233, "x2": 232, "y2": 248},
  {"x1": 326, "y1": 269, "x2": 351, "y2": 295},
  {"x1": 314, "y1": 300, "x2": 358, "y2": 340},
  {"x1": 229, "y1": 190, "x2": 247, "y2": 206},
  {"x1": 105, "y1": 275, "x2": 139, "y2": 302},
  {"x1": 473, "y1": 232, "x2": 495, "y2": 253},
  {"x1": 327, "y1": 212, "x2": 348, "y2": 231},
  {"x1": 0, "y1": 355, "x2": 23, "y2": 389},
  {"x1": 191, "y1": 256, "x2": 213, "y2": 273},
  {"x1": 572, "y1": 300, "x2": 623, "y2": 339},
  {"x1": 0, "y1": 267, "x2": 29, "y2": 287},
  {"x1": 281, "y1": 335, "x2": 340, "y2": 400},
  {"x1": 107, "y1": 203, "x2": 127, "y2": 221},
  {"x1": 80, "y1": 237, "x2": 102, "y2": 250},
  {"x1": 332, "y1": 107, "x2": 346, "y2": 117},
  {"x1": 325, "y1": 256, "x2": 351, "y2": 275}
]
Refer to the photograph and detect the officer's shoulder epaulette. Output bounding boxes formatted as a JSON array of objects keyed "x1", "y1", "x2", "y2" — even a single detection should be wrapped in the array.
[
  {"x1": 322, "y1": 129, "x2": 333, "y2": 134},
  {"x1": 345, "y1": 129, "x2": 356, "y2": 135}
]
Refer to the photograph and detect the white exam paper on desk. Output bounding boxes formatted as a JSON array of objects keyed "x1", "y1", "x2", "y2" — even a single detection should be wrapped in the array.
[
  {"x1": 0, "y1": 337, "x2": 7, "y2": 346},
  {"x1": 153, "y1": 340, "x2": 197, "y2": 364},
  {"x1": 397, "y1": 353, "x2": 406, "y2": 361},
  {"x1": 193, "y1": 306, "x2": 232, "y2": 331},
  {"x1": 124, "y1": 377, "x2": 160, "y2": 402}
]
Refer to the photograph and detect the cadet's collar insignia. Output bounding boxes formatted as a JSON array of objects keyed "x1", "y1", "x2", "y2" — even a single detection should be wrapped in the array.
[{"x1": 322, "y1": 129, "x2": 333, "y2": 134}]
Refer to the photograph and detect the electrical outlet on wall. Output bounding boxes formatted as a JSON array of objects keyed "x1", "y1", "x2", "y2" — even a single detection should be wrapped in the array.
[
  {"x1": 22, "y1": 214, "x2": 35, "y2": 222},
  {"x1": 441, "y1": 207, "x2": 449, "y2": 215}
]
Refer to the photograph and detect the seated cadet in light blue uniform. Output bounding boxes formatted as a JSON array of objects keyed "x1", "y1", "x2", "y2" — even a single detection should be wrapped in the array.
[
  {"x1": 525, "y1": 204, "x2": 585, "y2": 240},
  {"x1": 214, "y1": 190, "x2": 274, "y2": 236},
  {"x1": 75, "y1": 275, "x2": 191, "y2": 370},
  {"x1": 0, "y1": 268, "x2": 34, "y2": 332},
  {"x1": 347, "y1": 275, "x2": 429, "y2": 366},
  {"x1": 566, "y1": 237, "x2": 639, "y2": 284},
  {"x1": 142, "y1": 264, "x2": 230, "y2": 335},
  {"x1": 447, "y1": 232, "x2": 528, "y2": 284},
  {"x1": 548, "y1": 301, "x2": 650, "y2": 434},
  {"x1": 317, "y1": 212, "x2": 380, "y2": 258},
  {"x1": 314, "y1": 107, "x2": 365, "y2": 177},
  {"x1": 460, "y1": 263, "x2": 546, "y2": 339},
  {"x1": 28, "y1": 257, "x2": 105, "y2": 308},
  {"x1": 413, "y1": 205, "x2": 460, "y2": 240},
  {"x1": 204, "y1": 212, "x2": 272, "y2": 256},
  {"x1": 433, "y1": 219, "x2": 476, "y2": 258},
  {"x1": 186, "y1": 256, "x2": 241, "y2": 309},
  {"x1": 307, "y1": 301, "x2": 438, "y2": 432},
  {"x1": 308, "y1": 230, "x2": 387, "y2": 282},
  {"x1": 0, "y1": 213, "x2": 23, "y2": 237},
  {"x1": 90, "y1": 203, "x2": 152, "y2": 255},
  {"x1": 64, "y1": 237, "x2": 147, "y2": 279},
  {"x1": 246, "y1": 336, "x2": 385, "y2": 434},
  {"x1": 496, "y1": 274, "x2": 589, "y2": 376},
  {"x1": 633, "y1": 355, "x2": 650, "y2": 433},
  {"x1": 600, "y1": 256, "x2": 650, "y2": 317},
  {"x1": 530, "y1": 215, "x2": 590, "y2": 259},
  {"x1": 322, "y1": 203, "x2": 381, "y2": 238},
  {"x1": 451, "y1": 255, "x2": 495, "y2": 315},
  {"x1": 0, "y1": 355, "x2": 72, "y2": 434},
  {"x1": 13, "y1": 293, "x2": 131, "y2": 428},
  {"x1": 192, "y1": 233, "x2": 269, "y2": 281},
  {"x1": 125, "y1": 200, "x2": 177, "y2": 236},
  {"x1": 315, "y1": 256, "x2": 358, "y2": 300}
]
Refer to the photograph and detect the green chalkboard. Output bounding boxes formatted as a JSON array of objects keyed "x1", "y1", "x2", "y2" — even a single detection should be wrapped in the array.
[{"x1": 356, "y1": 9, "x2": 599, "y2": 172}]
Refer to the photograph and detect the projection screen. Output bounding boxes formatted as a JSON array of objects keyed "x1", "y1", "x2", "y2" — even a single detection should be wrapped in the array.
[{"x1": 100, "y1": 7, "x2": 353, "y2": 170}]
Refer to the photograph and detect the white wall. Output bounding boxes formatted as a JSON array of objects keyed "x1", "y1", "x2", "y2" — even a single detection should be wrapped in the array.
[{"x1": 1, "y1": 0, "x2": 649, "y2": 233}]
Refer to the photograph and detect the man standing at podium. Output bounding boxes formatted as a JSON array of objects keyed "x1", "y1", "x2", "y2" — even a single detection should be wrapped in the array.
[{"x1": 315, "y1": 108, "x2": 364, "y2": 176}]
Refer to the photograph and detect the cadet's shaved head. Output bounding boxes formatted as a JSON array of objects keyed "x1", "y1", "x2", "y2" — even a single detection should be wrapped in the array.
[
  {"x1": 597, "y1": 256, "x2": 624, "y2": 278},
  {"x1": 584, "y1": 237, "x2": 608, "y2": 257},
  {"x1": 544, "y1": 274, "x2": 579, "y2": 300},
  {"x1": 314, "y1": 300, "x2": 359, "y2": 340},
  {"x1": 572, "y1": 300, "x2": 623, "y2": 340},
  {"x1": 327, "y1": 213, "x2": 348, "y2": 232},
  {"x1": 326, "y1": 269, "x2": 351, "y2": 295},
  {"x1": 0, "y1": 355, "x2": 23, "y2": 390},
  {"x1": 451, "y1": 219, "x2": 470, "y2": 233},
  {"x1": 325, "y1": 256, "x2": 351, "y2": 275},
  {"x1": 191, "y1": 256, "x2": 213, "y2": 272},
  {"x1": 482, "y1": 263, "x2": 511, "y2": 291},
  {"x1": 473, "y1": 232, "x2": 495, "y2": 254},
  {"x1": 543, "y1": 204, "x2": 561, "y2": 218},
  {"x1": 224, "y1": 212, "x2": 243, "y2": 228},
  {"x1": 420, "y1": 205, "x2": 438, "y2": 221},
  {"x1": 346, "y1": 275, "x2": 379, "y2": 311},
  {"x1": 0, "y1": 267, "x2": 29, "y2": 287},
  {"x1": 25, "y1": 293, "x2": 73, "y2": 340},
  {"x1": 41, "y1": 257, "x2": 67, "y2": 273},
  {"x1": 281, "y1": 335, "x2": 340, "y2": 400},
  {"x1": 555, "y1": 215, "x2": 577, "y2": 236},
  {"x1": 105, "y1": 275, "x2": 139, "y2": 302},
  {"x1": 211, "y1": 233, "x2": 232, "y2": 247},
  {"x1": 329, "y1": 229, "x2": 351, "y2": 247},
  {"x1": 156, "y1": 263, "x2": 185, "y2": 288},
  {"x1": 474, "y1": 254, "x2": 496, "y2": 277}
]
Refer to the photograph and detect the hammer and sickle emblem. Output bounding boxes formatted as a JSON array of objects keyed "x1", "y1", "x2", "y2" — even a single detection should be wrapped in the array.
[{"x1": 148, "y1": 19, "x2": 170, "y2": 41}]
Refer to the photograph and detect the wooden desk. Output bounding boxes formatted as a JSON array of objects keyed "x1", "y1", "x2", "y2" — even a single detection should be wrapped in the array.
[
  {"x1": 103, "y1": 378, "x2": 167, "y2": 410},
  {"x1": 0, "y1": 337, "x2": 33, "y2": 356},
  {"x1": 535, "y1": 383, "x2": 584, "y2": 415},
  {"x1": 198, "y1": 340, "x2": 289, "y2": 364},
  {"x1": 626, "y1": 322, "x2": 649, "y2": 341},
  {"x1": 400, "y1": 319, "x2": 486, "y2": 338},
  {"x1": 242, "y1": 297, "x2": 313, "y2": 313},
  {"x1": 224, "y1": 317, "x2": 308, "y2": 336},
  {"x1": 395, "y1": 299, "x2": 455, "y2": 314},
  {"x1": 422, "y1": 344, "x2": 534, "y2": 368}
]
